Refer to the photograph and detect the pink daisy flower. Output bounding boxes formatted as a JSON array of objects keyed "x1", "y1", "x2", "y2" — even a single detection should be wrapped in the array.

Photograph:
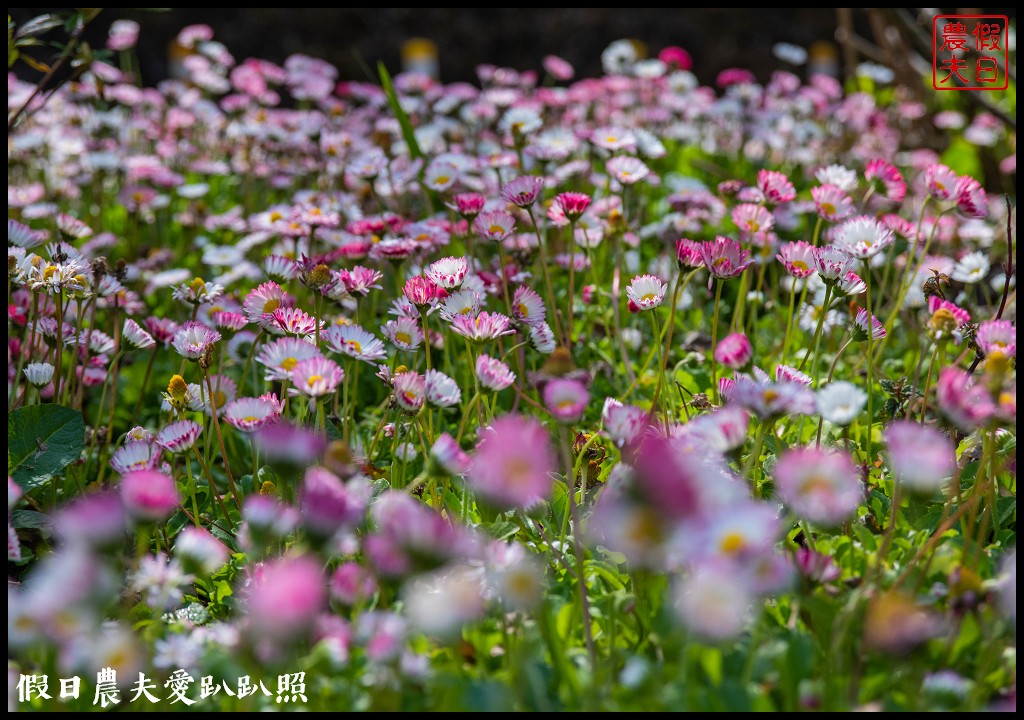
[
  {"x1": 145, "y1": 317, "x2": 179, "y2": 346},
  {"x1": 774, "y1": 447, "x2": 863, "y2": 526},
  {"x1": 223, "y1": 396, "x2": 281, "y2": 433},
  {"x1": 265, "y1": 255, "x2": 298, "y2": 280},
  {"x1": 22, "y1": 362, "x2": 55, "y2": 387},
  {"x1": 243, "y1": 281, "x2": 290, "y2": 326},
  {"x1": 601, "y1": 398, "x2": 648, "y2": 447},
  {"x1": 448, "y1": 192, "x2": 486, "y2": 219},
  {"x1": 383, "y1": 316, "x2": 425, "y2": 351},
  {"x1": 606, "y1": 156, "x2": 650, "y2": 185},
  {"x1": 500, "y1": 176, "x2": 545, "y2": 208},
  {"x1": 757, "y1": 169, "x2": 796, "y2": 204},
  {"x1": 837, "y1": 271, "x2": 867, "y2": 296},
  {"x1": 156, "y1": 420, "x2": 201, "y2": 454},
  {"x1": 272, "y1": 306, "x2": 323, "y2": 337},
  {"x1": 544, "y1": 378, "x2": 590, "y2": 423},
  {"x1": 953, "y1": 176, "x2": 988, "y2": 219},
  {"x1": 543, "y1": 54, "x2": 575, "y2": 80},
  {"x1": 927, "y1": 297, "x2": 971, "y2": 326},
  {"x1": 976, "y1": 320, "x2": 1016, "y2": 358},
  {"x1": 715, "y1": 333, "x2": 753, "y2": 369},
  {"x1": 852, "y1": 308, "x2": 887, "y2": 342},
  {"x1": 337, "y1": 266, "x2": 384, "y2": 296},
  {"x1": 291, "y1": 356, "x2": 344, "y2": 398},
  {"x1": 257, "y1": 336, "x2": 322, "y2": 381},
  {"x1": 122, "y1": 319, "x2": 155, "y2": 350},
  {"x1": 175, "y1": 526, "x2": 229, "y2": 575},
  {"x1": 728, "y1": 374, "x2": 816, "y2": 418},
  {"x1": 811, "y1": 184, "x2": 854, "y2": 221},
  {"x1": 813, "y1": 245, "x2": 856, "y2": 283},
  {"x1": 475, "y1": 355, "x2": 516, "y2": 391},
  {"x1": 474, "y1": 210, "x2": 516, "y2": 242},
  {"x1": 924, "y1": 163, "x2": 958, "y2": 202},
  {"x1": 776, "y1": 241, "x2": 817, "y2": 278},
  {"x1": 450, "y1": 311, "x2": 515, "y2": 343},
  {"x1": 699, "y1": 236, "x2": 754, "y2": 280},
  {"x1": 936, "y1": 367, "x2": 996, "y2": 431},
  {"x1": 625, "y1": 274, "x2": 668, "y2": 313},
  {"x1": 111, "y1": 441, "x2": 161, "y2": 475},
  {"x1": 675, "y1": 238, "x2": 704, "y2": 268},
  {"x1": 247, "y1": 555, "x2": 325, "y2": 641},
  {"x1": 815, "y1": 164, "x2": 858, "y2": 193},
  {"x1": 512, "y1": 286, "x2": 546, "y2": 327},
  {"x1": 120, "y1": 469, "x2": 179, "y2": 522},
  {"x1": 300, "y1": 467, "x2": 365, "y2": 537},
  {"x1": 884, "y1": 422, "x2": 956, "y2": 494},
  {"x1": 554, "y1": 192, "x2": 592, "y2": 222},
  {"x1": 423, "y1": 161, "x2": 460, "y2": 193},
  {"x1": 425, "y1": 369, "x2": 462, "y2": 408},
  {"x1": 864, "y1": 159, "x2": 906, "y2": 203},
  {"x1": 323, "y1": 324, "x2": 387, "y2": 363},
  {"x1": 425, "y1": 256, "x2": 469, "y2": 289},
  {"x1": 212, "y1": 311, "x2": 248, "y2": 333},
  {"x1": 467, "y1": 415, "x2": 556, "y2": 509},
  {"x1": 832, "y1": 216, "x2": 894, "y2": 259},
  {"x1": 529, "y1": 322, "x2": 557, "y2": 354},
  {"x1": 430, "y1": 433, "x2": 471, "y2": 476},
  {"x1": 393, "y1": 371, "x2": 426, "y2": 413},
  {"x1": 171, "y1": 322, "x2": 222, "y2": 360},
  {"x1": 403, "y1": 275, "x2": 446, "y2": 307}
]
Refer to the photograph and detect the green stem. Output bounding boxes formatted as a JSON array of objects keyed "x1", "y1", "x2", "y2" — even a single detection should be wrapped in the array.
[
  {"x1": 184, "y1": 455, "x2": 201, "y2": 527},
  {"x1": 710, "y1": 280, "x2": 724, "y2": 403},
  {"x1": 797, "y1": 284, "x2": 833, "y2": 376}
]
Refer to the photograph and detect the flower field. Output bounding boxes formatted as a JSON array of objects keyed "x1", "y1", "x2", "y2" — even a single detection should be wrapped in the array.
[{"x1": 7, "y1": 15, "x2": 1017, "y2": 712}]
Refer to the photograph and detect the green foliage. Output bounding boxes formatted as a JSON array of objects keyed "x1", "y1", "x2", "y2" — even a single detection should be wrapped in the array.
[{"x1": 7, "y1": 404, "x2": 84, "y2": 491}]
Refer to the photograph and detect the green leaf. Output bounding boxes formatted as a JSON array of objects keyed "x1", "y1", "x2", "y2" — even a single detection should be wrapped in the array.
[
  {"x1": 378, "y1": 62, "x2": 423, "y2": 161},
  {"x1": 699, "y1": 646, "x2": 723, "y2": 686},
  {"x1": 8, "y1": 404, "x2": 84, "y2": 491},
  {"x1": 15, "y1": 14, "x2": 62, "y2": 40},
  {"x1": 11, "y1": 508, "x2": 51, "y2": 532}
]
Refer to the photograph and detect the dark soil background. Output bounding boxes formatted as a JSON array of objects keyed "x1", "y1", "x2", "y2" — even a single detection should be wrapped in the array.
[{"x1": 14, "y1": 7, "x2": 1016, "y2": 85}]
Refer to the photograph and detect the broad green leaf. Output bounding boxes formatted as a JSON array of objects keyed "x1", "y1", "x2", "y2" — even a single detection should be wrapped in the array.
[{"x1": 8, "y1": 404, "x2": 84, "y2": 491}]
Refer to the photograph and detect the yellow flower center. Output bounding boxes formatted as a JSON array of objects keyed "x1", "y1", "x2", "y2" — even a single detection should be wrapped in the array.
[
  {"x1": 433, "y1": 175, "x2": 450, "y2": 186},
  {"x1": 488, "y1": 224, "x2": 505, "y2": 235},
  {"x1": 720, "y1": 532, "x2": 746, "y2": 555},
  {"x1": 822, "y1": 202, "x2": 836, "y2": 215},
  {"x1": 517, "y1": 303, "x2": 530, "y2": 317},
  {"x1": 263, "y1": 298, "x2": 281, "y2": 314},
  {"x1": 792, "y1": 260, "x2": 809, "y2": 272},
  {"x1": 395, "y1": 331, "x2": 411, "y2": 345},
  {"x1": 280, "y1": 357, "x2": 298, "y2": 371},
  {"x1": 306, "y1": 374, "x2": 323, "y2": 387},
  {"x1": 640, "y1": 293, "x2": 657, "y2": 303},
  {"x1": 242, "y1": 415, "x2": 259, "y2": 423},
  {"x1": 347, "y1": 340, "x2": 362, "y2": 353},
  {"x1": 800, "y1": 474, "x2": 832, "y2": 495}
]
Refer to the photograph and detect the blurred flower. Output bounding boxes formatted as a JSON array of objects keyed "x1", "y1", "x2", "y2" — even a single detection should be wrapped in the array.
[
  {"x1": 120, "y1": 470, "x2": 179, "y2": 522},
  {"x1": 715, "y1": 332, "x2": 752, "y2": 369},
  {"x1": 468, "y1": 415, "x2": 555, "y2": 509},
  {"x1": 673, "y1": 563, "x2": 754, "y2": 641},
  {"x1": 247, "y1": 555, "x2": 326, "y2": 642},
  {"x1": 884, "y1": 422, "x2": 955, "y2": 494},
  {"x1": 773, "y1": 447, "x2": 862, "y2": 526},
  {"x1": 816, "y1": 381, "x2": 867, "y2": 426},
  {"x1": 543, "y1": 378, "x2": 589, "y2": 423}
]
